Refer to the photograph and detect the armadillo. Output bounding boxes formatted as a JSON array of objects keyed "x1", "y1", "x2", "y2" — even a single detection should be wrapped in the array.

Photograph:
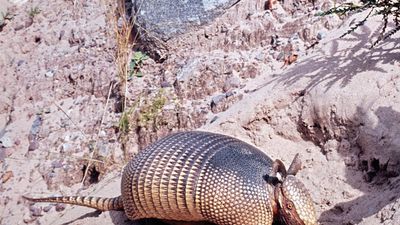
[{"x1": 25, "y1": 131, "x2": 317, "y2": 225}]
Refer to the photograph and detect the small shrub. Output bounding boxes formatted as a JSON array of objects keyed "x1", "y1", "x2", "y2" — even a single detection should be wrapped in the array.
[{"x1": 128, "y1": 51, "x2": 149, "y2": 79}]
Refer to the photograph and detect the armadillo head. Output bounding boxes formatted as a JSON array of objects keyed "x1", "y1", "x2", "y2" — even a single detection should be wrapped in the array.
[
  {"x1": 274, "y1": 175, "x2": 317, "y2": 225},
  {"x1": 270, "y1": 154, "x2": 317, "y2": 225}
]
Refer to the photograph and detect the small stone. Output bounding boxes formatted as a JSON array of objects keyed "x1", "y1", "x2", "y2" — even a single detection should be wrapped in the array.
[
  {"x1": 29, "y1": 205, "x2": 42, "y2": 217},
  {"x1": 25, "y1": 17, "x2": 33, "y2": 28},
  {"x1": 223, "y1": 75, "x2": 240, "y2": 92},
  {"x1": 1, "y1": 171, "x2": 13, "y2": 183},
  {"x1": 344, "y1": 155, "x2": 357, "y2": 167},
  {"x1": 14, "y1": 139, "x2": 21, "y2": 146},
  {"x1": 210, "y1": 116, "x2": 219, "y2": 124},
  {"x1": 271, "y1": 35, "x2": 279, "y2": 48},
  {"x1": 45, "y1": 70, "x2": 54, "y2": 78},
  {"x1": 225, "y1": 90, "x2": 236, "y2": 97},
  {"x1": 51, "y1": 160, "x2": 63, "y2": 169},
  {"x1": 0, "y1": 136, "x2": 13, "y2": 148},
  {"x1": 43, "y1": 205, "x2": 52, "y2": 212},
  {"x1": 23, "y1": 216, "x2": 37, "y2": 224},
  {"x1": 43, "y1": 108, "x2": 51, "y2": 114},
  {"x1": 317, "y1": 30, "x2": 327, "y2": 40},
  {"x1": 17, "y1": 60, "x2": 25, "y2": 66},
  {"x1": 160, "y1": 81, "x2": 171, "y2": 88},
  {"x1": 254, "y1": 51, "x2": 265, "y2": 61},
  {"x1": 55, "y1": 203, "x2": 65, "y2": 212},
  {"x1": 13, "y1": 23, "x2": 24, "y2": 31},
  {"x1": 61, "y1": 143, "x2": 71, "y2": 153},
  {"x1": 63, "y1": 135, "x2": 70, "y2": 142},
  {"x1": 276, "y1": 52, "x2": 285, "y2": 61},
  {"x1": 211, "y1": 94, "x2": 226, "y2": 106},
  {"x1": 339, "y1": 139, "x2": 351, "y2": 153},
  {"x1": 28, "y1": 140, "x2": 39, "y2": 151},
  {"x1": 290, "y1": 33, "x2": 300, "y2": 42},
  {"x1": 99, "y1": 130, "x2": 106, "y2": 137},
  {"x1": 98, "y1": 144, "x2": 109, "y2": 158}
]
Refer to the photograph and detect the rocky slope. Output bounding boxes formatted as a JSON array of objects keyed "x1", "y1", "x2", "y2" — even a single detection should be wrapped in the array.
[{"x1": 0, "y1": 0, "x2": 399, "y2": 225}]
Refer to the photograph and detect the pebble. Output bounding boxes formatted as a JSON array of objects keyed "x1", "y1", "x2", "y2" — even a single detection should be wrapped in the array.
[
  {"x1": 43, "y1": 205, "x2": 52, "y2": 212},
  {"x1": 51, "y1": 160, "x2": 63, "y2": 169},
  {"x1": 160, "y1": 81, "x2": 171, "y2": 88},
  {"x1": 61, "y1": 143, "x2": 71, "y2": 153},
  {"x1": 211, "y1": 94, "x2": 226, "y2": 106},
  {"x1": 45, "y1": 70, "x2": 54, "y2": 78},
  {"x1": 28, "y1": 140, "x2": 39, "y2": 151},
  {"x1": 23, "y1": 217, "x2": 37, "y2": 224},
  {"x1": 317, "y1": 30, "x2": 327, "y2": 40},
  {"x1": 55, "y1": 203, "x2": 65, "y2": 212},
  {"x1": 17, "y1": 60, "x2": 25, "y2": 66},
  {"x1": 210, "y1": 116, "x2": 219, "y2": 124},
  {"x1": 225, "y1": 90, "x2": 236, "y2": 97},
  {"x1": 30, "y1": 116, "x2": 42, "y2": 136},
  {"x1": 223, "y1": 75, "x2": 240, "y2": 92},
  {"x1": 1, "y1": 171, "x2": 13, "y2": 183},
  {"x1": 0, "y1": 135, "x2": 13, "y2": 148},
  {"x1": 98, "y1": 144, "x2": 109, "y2": 158},
  {"x1": 29, "y1": 205, "x2": 42, "y2": 217}
]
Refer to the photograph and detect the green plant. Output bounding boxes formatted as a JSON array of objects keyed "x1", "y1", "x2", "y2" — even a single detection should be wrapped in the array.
[
  {"x1": 128, "y1": 51, "x2": 149, "y2": 79},
  {"x1": 28, "y1": 6, "x2": 41, "y2": 18},
  {"x1": 119, "y1": 107, "x2": 134, "y2": 134},
  {"x1": 138, "y1": 90, "x2": 167, "y2": 127},
  {"x1": 318, "y1": 0, "x2": 400, "y2": 47}
]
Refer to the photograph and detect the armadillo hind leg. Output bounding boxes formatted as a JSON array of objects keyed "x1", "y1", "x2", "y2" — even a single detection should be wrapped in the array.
[{"x1": 23, "y1": 195, "x2": 124, "y2": 211}]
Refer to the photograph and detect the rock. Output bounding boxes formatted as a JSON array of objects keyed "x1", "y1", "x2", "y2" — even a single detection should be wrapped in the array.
[
  {"x1": 28, "y1": 141, "x2": 39, "y2": 151},
  {"x1": 210, "y1": 116, "x2": 219, "y2": 124},
  {"x1": 29, "y1": 205, "x2": 42, "y2": 217},
  {"x1": 55, "y1": 203, "x2": 65, "y2": 212},
  {"x1": 176, "y1": 58, "x2": 201, "y2": 83},
  {"x1": 223, "y1": 75, "x2": 240, "y2": 92},
  {"x1": 45, "y1": 70, "x2": 54, "y2": 78},
  {"x1": 160, "y1": 81, "x2": 171, "y2": 88},
  {"x1": 51, "y1": 160, "x2": 63, "y2": 169},
  {"x1": 323, "y1": 139, "x2": 341, "y2": 162},
  {"x1": 317, "y1": 29, "x2": 327, "y2": 40},
  {"x1": 42, "y1": 205, "x2": 52, "y2": 213},
  {"x1": 97, "y1": 143, "x2": 109, "y2": 158},
  {"x1": 60, "y1": 143, "x2": 71, "y2": 153},
  {"x1": 225, "y1": 90, "x2": 236, "y2": 97},
  {"x1": 1, "y1": 171, "x2": 13, "y2": 183},
  {"x1": 17, "y1": 60, "x2": 25, "y2": 66},
  {"x1": 23, "y1": 216, "x2": 37, "y2": 224},
  {"x1": 0, "y1": 135, "x2": 13, "y2": 148},
  {"x1": 211, "y1": 94, "x2": 226, "y2": 106},
  {"x1": 133, "y1": 0, "x2": 240, "y2": 41}
]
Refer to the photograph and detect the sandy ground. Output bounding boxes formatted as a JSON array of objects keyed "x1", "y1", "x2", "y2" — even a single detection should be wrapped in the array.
[{"x1": 1, "y1": 0, "x2": 399, "y2": 225}]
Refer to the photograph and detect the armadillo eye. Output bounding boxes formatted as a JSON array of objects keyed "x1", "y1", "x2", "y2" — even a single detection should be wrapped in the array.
[{"x1": 287, "y1": 202, "x2": 294, "y2": 210}]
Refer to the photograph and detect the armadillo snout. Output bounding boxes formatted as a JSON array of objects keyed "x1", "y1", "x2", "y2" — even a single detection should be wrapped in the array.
[{"x1": 281, "y1": 175, "x2": 317, "y2": 225}]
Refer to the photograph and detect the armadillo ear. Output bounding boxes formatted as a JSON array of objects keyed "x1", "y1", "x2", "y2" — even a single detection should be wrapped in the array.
[
  {"x1": 271, "y1": 159, "x2": 287, "y2": 179},
  {"x1": 287, "y1": 153, "x2": 302, "y2": 176}
]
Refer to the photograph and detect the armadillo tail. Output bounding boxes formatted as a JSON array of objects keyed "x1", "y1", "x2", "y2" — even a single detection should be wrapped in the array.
[{"x1": 23, "y1": 195, "x2": 124, "y2": 211}]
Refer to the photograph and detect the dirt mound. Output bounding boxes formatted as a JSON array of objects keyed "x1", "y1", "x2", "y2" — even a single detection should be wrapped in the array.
[{"x1": 1, "y1": 0, "x2": 399, "y2": 225}]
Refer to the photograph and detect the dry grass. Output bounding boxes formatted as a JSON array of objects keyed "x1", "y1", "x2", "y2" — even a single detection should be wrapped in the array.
[
  {"x1": 109, "y1": 0, "x2": 138, "y2": 110},
  {"x1": 79, "y1": 0, "x2": 138, "y2": 183}
]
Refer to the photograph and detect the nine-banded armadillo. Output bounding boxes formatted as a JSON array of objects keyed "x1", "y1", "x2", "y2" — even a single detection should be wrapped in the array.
[{"x1": 25, "y1": 131, "x2": 317, "y2": 225}]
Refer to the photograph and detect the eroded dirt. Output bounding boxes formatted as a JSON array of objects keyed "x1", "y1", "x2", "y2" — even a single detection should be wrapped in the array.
[{"x1": 1, "y1": 0, "x2": 399, "y2": 225}]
